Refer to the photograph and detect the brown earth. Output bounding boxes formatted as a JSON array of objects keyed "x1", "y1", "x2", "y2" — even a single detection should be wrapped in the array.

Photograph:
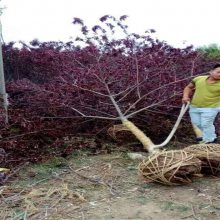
[{"x1": 1, "y1": 148, "x2": 220, "y2": 220}]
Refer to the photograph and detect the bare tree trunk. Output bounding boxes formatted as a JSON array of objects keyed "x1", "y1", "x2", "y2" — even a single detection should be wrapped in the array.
[{"x1": 122, "y1": 119, "x2": 155, "y2": 152}]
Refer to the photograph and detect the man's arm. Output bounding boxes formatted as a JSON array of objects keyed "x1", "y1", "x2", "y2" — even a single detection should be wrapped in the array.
[{"x1": 182, "y1": 82, "x2": 195, "y2": 103}]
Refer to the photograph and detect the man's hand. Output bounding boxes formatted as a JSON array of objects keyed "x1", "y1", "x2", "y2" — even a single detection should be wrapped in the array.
[
  {"x1": 182, "y1": 82, "x2": 195, "y2": 104},
  {"x1": 182, "y1": 97, "x2": 191, "y2": 104}
]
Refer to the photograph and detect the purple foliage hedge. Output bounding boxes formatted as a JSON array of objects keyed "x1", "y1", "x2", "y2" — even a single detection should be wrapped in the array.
[{"x1": 0, "y1": 15, "x2": 219, "y2": 165}]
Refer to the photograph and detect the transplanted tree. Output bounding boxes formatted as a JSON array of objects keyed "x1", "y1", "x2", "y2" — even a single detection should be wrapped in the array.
[
  {"x1": 3, "y1": 16, "x2": 208, "y2": 155},
  {"x1": 51, "y1": 15, "x2": 204, "y2": 153}
]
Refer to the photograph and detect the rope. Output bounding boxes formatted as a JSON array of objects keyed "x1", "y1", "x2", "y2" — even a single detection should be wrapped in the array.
[
  {"x1": 154, "y1": 102, "x2": 190, "y2": 149},
  {"x1": 108, "y1": 101, "x2": 203, "y2": 150},
  {"x1": 138, "y1": 149, "x2": 201, "y2": 185},
  {"x1": 184, "y1": 144, "x2": 220, "y2": 175}
]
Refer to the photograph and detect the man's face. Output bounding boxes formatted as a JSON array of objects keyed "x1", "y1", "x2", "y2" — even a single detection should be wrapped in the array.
[{"x1": 210, "y1": 67, "x2": 220, "y2": 80}]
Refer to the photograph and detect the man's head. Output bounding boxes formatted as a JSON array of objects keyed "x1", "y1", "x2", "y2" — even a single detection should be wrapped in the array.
[{"x1": 210, "y1": 64, "x2": 220, "y2": 80}]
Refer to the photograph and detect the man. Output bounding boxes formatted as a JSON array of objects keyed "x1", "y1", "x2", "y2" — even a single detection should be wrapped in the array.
[{"x1": 182, "y1": 64, "x2": 220, "y2": 143}]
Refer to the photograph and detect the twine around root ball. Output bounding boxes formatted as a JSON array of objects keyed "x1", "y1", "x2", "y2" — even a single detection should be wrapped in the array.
[
  {"x1": 138, "y1": 150, "x2": 202, "y2": 186},
  {"x1": 184, "y1": 144, "x2": 220, "y2": 175}
]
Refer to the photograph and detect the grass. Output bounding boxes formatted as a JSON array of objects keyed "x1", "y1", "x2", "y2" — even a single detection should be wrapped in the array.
[
  {"x1": 12, "y1": 148, "x2": 101, "y2": 187},
  {"x1": 12, "y1": 156, "x2": 68, "y2": 187},
  {"x1": 137, "y1": 195, "x2": 151, "y2": 205},
  {"x1": 160, "y1": 201, "x2": 190, "y2": 212}
]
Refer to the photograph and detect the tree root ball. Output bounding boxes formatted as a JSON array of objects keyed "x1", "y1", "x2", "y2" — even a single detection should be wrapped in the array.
[
  {"x1": 138, "y1": 150, "x2": 202, "y2": 185},
  {"x1": 184, "y1": 144, "x2": 220, "y2": 175},
  {"x1": 107, "y1": 124, "x2": 136, "y2": 142}
]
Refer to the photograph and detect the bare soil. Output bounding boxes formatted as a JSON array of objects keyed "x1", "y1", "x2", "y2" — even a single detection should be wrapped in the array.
[{"x1": 1, "y1": 149, "x2": 220, "y2": 220}]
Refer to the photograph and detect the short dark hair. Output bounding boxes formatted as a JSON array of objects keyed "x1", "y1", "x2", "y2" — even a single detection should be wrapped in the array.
[{"x1": 213, "y1": 64, "x2": 220, "y2": 70}]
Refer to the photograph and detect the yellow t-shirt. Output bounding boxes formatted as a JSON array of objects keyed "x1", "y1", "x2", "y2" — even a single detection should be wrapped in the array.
[{"x1": 191, "y1": 75, "x2": 220, "y2": 107}]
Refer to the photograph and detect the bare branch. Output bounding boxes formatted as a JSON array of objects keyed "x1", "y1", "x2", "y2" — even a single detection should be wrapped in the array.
[
  {"x1": 98, "y1": 100, "x2": 115, "y2": 106},
  {"x1": 115, "y1": 77, "x2": 150, "y2": 101},
  {"x1": 73, "y1": 84, "x2": 109, "y2": 97},
  {"x1": 70, "y1": 107, "x2": 86, "y2": 116},
  {"x1": 104, "y1": 83, "x2": 126, "y2": 120},
  {"x1": 82, "y1": 106, "x2": 117, "y2": 117},
  {"x1": 112, "y1": 85, "x2": 135, "y2": 98},
  {"x1": 125, "y1": 94, "x2": 178, "y2": 119},
  {"x1": 70, "y1": 106, "x2": 119, "y2": 120},
  {"x1": 134, "y1": 56, "x2": 141, "y2": 98},
  {"x1": 124, "y1": 74, "x2": 205, "y2": 115}
]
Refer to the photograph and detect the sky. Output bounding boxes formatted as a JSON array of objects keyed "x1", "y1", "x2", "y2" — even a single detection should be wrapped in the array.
[{"x1": 1, "y1": 0, "x2": 220, "y2": 48}]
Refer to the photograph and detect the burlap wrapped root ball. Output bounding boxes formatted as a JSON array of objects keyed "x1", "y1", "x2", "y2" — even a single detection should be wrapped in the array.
[
  {"x1": 184, "y1": 144, "x2": 220, "y2": 175},
  {"x1": 138, "y1": 150, "x2": 202, "y2": 185}
]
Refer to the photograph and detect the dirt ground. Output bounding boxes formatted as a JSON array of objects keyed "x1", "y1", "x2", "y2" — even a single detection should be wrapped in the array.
[{"x1": 1, "y1": 148, "x2": 220, "y2": 220}]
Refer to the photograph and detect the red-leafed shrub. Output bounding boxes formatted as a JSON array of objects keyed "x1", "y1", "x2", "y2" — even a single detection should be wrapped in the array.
[{"x1": 0, "y1": 15, "x2": 219, "y2": 166}]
